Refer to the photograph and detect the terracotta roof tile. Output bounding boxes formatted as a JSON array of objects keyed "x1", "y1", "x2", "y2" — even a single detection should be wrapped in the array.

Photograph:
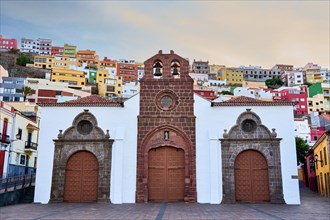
[
  {"x1": 38, "y1": 95, "x2": 123, "y2": 107},
  {"x1": 212, "y1": 96, "x2": 295, "y2": 107}
]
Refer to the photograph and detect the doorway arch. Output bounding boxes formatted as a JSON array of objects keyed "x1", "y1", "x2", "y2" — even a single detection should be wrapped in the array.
[
  {"x1": 235, "y1": 150, "x2": 270, "y2": 202},
  {"x1": 64, "y1": 151, "x2": 98, "y2": 202},
  {"x1": 148, "y1": 146, "x2": 185, "y2": 201}
]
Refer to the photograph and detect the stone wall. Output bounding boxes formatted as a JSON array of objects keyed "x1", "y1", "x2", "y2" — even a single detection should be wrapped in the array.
[
  {"x1": 136, "y1": 51, "x2": 196, "y2": 202},
  {"x1": 221, "y1": 109, "x2": 285, "y2": 203},
  {"x1": 50, "y1": 110, "x2": 113, "y2": 203}
]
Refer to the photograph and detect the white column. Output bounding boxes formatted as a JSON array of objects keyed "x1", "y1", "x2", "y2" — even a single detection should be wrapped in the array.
[
  {"x1": 208, "y1": 129, "x2": 221, "y2": 204},
  {"x1": 3, "y1": 150, "x2": 9, "y2": 178},
  {"x1": 110, "y1": 127, "x2": 125, "y2": 204}
]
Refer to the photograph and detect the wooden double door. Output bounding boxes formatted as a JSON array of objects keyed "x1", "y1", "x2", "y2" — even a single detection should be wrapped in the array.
[
  {"x1": 235, "y1": 150, "x2": 270, "y2": 202},
  {"x1": 148, "y1": 147, "x2": 185, "y2": 202},
  {"x1": 64, "y1": 151, "x2": 98, "y2": 202}
]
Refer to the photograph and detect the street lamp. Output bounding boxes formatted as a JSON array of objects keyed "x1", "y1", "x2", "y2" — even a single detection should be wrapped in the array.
[{"x1": 314, "y1": 154, "x2": 323, "y2": 163}]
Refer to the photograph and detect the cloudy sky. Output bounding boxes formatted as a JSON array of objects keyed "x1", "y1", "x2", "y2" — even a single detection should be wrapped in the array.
[{"x1": 1, "y1": 1, "x2": 329, "y2": 68}]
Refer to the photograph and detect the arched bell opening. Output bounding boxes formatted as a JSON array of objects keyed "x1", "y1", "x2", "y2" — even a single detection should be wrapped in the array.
[
  {"x1": 153, "y1": 60, "x2": 163, "y2": 79},
  {"x1": 171, "y1": 60, "x2": 180, "y2": 79}
]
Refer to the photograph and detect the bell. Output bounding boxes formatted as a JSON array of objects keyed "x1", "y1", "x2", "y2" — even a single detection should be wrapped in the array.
[
  {"x1": 171, "y1": 62, "x2": 179, "y2": 75},
  {"x1": 154, "y1": 67, "x2": 162, "y2": 76},
  {"x1": 172, "y1": 67, "x2": 179, "y2": 75},
  {"x1": 153, "y1": 62, "x2": 162, "y2": 68}
]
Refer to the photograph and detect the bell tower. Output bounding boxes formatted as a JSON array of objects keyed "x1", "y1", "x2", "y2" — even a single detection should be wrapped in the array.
[{"x1": 136, "y1": 50, "x2": 196, "y2": 202}]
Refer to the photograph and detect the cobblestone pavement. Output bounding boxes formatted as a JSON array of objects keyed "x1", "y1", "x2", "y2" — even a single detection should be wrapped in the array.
[{"x1": 0, "y1": 187, "x2": 329, "y2": 220}]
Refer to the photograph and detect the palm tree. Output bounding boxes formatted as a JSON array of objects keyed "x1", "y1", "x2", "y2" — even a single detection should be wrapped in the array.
[{"x1": 22, "y1": 86, "x2": 32, "y2": 101}]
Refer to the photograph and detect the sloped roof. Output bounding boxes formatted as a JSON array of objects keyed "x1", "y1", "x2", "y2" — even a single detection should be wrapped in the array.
[
  {"x1": 38, "y1": 95, "x2": 123, "y2": 107},
  {"x1": 212, "y1": 96, "x2": 295, "y2": 107}
]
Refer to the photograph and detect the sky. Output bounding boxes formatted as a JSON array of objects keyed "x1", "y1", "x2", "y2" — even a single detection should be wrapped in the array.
[{"x1": 1, "y1": 1, "x2": 329, "y2": 69}]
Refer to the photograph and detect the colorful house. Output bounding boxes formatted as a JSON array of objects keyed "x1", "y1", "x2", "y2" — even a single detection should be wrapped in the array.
[
  {"x1": 116, "y1": 60, "x2": 138, "y2": 81},
  {"x1": 308, "y1": 94, "x2": 325, "y2": 113},
  {"x1": 312, "y1": 130, "x2": 330, "y2": 197},
  {"x1": 98, "y1": 76, "x2": 123, "y2": 98},
  {"x1": 0, "y1": 102, "x2": 15, "y2": 177},
  {"x1": 304, "y1": 63, "x2": 323, "y2": 84},
  {"x1": 63, "y1": 44, "x2": 77, "y2": 58},
  {"x1": 51, "y1": 46, "x2": 64, "y2": 56},
  {"x1": 34, "y1": 55, "x2": 54, "y2": 69},
  {"x1": 0, "y1": 35, "x2": 18, "y2": 50},
  {"x1": 219, "y1": 68, "x2": 243, "y2": 86},
  {"x1": 272, "y1": 86, "x2": 308, "y2": 116},
  {"x1": 5, "y1": 102, "x2": 40, "y2": 177},
  {"x1": 51, "y1": 68, "x2": 86, "y2": 89}
]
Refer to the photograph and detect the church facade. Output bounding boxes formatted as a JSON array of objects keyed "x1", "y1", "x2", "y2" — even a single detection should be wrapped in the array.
[{"x1": 34, "y1": 51, "x2": 300, "y2": 205}]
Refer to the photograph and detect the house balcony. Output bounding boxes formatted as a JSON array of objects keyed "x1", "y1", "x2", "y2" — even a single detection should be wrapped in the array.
[
  {"x1": 0, "y1": 134, "x2": 10, "y2": 145},
  {"x1": 25, "y1": 141, "x2": 38, "y2": 153}
]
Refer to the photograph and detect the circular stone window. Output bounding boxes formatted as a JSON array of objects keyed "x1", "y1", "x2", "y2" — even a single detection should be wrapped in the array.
[
  {"x1": 155, "y1": 90, "x2": 179, "y2": 111},
  {"x1": 241, "y1": 119, "x2": 257, "y2": 132},
  {"x1": 160, "y1": 95, "x2": 173, "y2": 109},
  {"x1": 77, "y1": 120, "x2": 93, "y2": 135}
]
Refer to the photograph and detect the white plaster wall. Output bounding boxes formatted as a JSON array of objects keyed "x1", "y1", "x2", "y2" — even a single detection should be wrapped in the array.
[
  {"x1": 233, "y1": 87, "x2": 254, "y2": 98},
  {"x1": 294, "y1": 119, "x2": 311, "y2": 143},
  {"x1": 194, "y1": 94, "x2": 300, "y2": 204},
  {"x1": 34, "y1": 94, "x2": 139, "y2": 204}
]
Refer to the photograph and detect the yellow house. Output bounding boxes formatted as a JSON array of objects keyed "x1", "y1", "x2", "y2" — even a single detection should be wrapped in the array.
[
  {"x1": 96, "y1": 69, "x2": 109, "y2": 84},
  {"x1": 219, "y1": 68, "x2": 243, "y2": 86},
  {"x1": 210, "y1": 64, "x2": 225, "y2": 75},
  {"x1": 98, "y1": 76, "x2": 123, "y2": 98},
  {"x1": 242, "y1": 80, "x2": 267, "y2": 89},
  {"x1": 51, "y1": 68, "x2": 86, "y2": 89},
  {"x1": 306, "y1": 72, "x2": 324, "y2": 84},
  {"x1": 307, "y1": 94, "x2": 325, "y2": 113},
  {"x1": 322, "y1": 82, "x2": 330, "y2": 111},
  {"x1": 304, "y1": 63, "x2": 323, "y2": 84},
  {"x1": 313, "y1": 130, "x2": 330, "y2": 197},
  {"x1": 53, "y1": 55, "x2": 78, "y2": 69},
  {"x1": 34, "y1": 55, "x2": 54, "y2": 69}
]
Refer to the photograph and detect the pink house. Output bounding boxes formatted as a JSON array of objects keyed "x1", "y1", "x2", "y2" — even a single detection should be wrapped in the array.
[
  {"x1": 272, "y1": 86, "x2": 308, "y2": 115},
  {"x1": 0, "y1": 35, "x2": 18, "y2": 50},
  {"x1": 310, "y1": 126, "x2": 326, "y2": 142}
]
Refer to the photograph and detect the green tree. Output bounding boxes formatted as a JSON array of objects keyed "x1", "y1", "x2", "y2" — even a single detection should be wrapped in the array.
[
  {"x1": 265, "y1": 77, "x2": 284, "y2": 89},
  {"x1": 22, "y1": 86, "x2": 33, "y2": 101},
  {"x1": 220, "y1": 90, "x2": 233, "y2": 95},
  {"x1": 16, "y1": 54, "x2": 33, "y2": 66},
  {"x1": 295, "y1": 137, "x2": 309, "y2": 165},
  {"x1": 303, "y1": 82, "x2": 313, "y2": 87}
]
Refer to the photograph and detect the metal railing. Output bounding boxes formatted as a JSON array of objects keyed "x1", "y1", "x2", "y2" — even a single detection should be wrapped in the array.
[
  {"x1": 25, "y1": 141, "x2": 38, "y2": 150},
  {"x1": 0, "y1": 174, "x2": 35, "y2": 194}
]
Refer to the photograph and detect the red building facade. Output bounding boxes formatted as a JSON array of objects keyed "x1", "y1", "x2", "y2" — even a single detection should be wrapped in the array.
[
  {"x1": 0, "y1": 35, "x2": 18, "y2": 50},
  {"x1": 116, "y1": 61, "x2": 138, "y2": 81},
  {"x1": 272, "y1": 86, "x2": 308, "y2": 115},
  {"x1": 193, "y1": 89, "x2": 216, "y2": 100},
  {"x1": 136, "y1": 50, "x2": 196, "y2": 202},
  {"x1": 51, "y1": 46, "x2": 64, "y2": 56},
  {"x1": 310, "y1": 126, "x2": 326, "y2": 142}
]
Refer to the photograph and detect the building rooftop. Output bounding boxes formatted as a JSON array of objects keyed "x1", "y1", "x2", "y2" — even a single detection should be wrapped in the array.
[
  {"x1": 212, "y1": 96, "x2": 294, "y2": 107},
  {"x1": 38, "y1": 95, "x2": 123, "y2": 107}
]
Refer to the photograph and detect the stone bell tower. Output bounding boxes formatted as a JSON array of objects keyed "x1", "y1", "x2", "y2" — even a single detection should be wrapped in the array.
[{"x1": 136, "y1": 50, "x2": 196, "y2": 202}]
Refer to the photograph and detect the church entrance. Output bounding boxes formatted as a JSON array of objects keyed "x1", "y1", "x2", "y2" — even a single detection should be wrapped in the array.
[
  {"x1": 235, "y1": 150, "x2": 270, "y2": 202},
  {"x1": 148, "y1": 147, "x2": 185, "y2": 202},
  {"x1": 64, "y1": 151, "x2": 98, "y2": 202}
]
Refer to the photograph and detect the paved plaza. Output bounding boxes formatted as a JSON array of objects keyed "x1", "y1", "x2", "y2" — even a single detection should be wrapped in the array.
[{"x1": 0, "y1": 187, "x2": 329, "y2": 220}]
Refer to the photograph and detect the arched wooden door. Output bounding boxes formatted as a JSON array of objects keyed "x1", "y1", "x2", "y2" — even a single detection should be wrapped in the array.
[
  {"x1": 64, "y1": 151, "x2": 98, "y2": 202},
  {"x1": 148, "y1": 147, "x2": 185, "y2": 202},
  {"x1": 235, "y1": 150, "x2": 270, "y2": 202}
]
